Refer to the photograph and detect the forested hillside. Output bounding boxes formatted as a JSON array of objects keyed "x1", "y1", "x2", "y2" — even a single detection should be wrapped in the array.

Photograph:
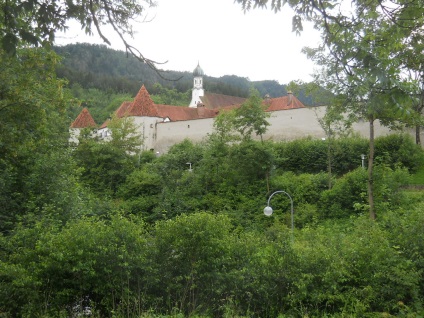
[{"x1": 54, "y1": 43, "x2": 292, "y2": 97}]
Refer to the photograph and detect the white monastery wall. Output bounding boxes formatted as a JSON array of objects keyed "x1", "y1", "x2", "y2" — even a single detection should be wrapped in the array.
[
  {"x1": 154, "y1": 118, "x2": 215, "y2": 153},
  {"x1": 149, "y1": 106, "x2": 423, "y2": 153},
  {"x1": 262, "y1": 107, "x2": 327, "y2": 141},
  {"x1": 261, "y1": 106, "x2": 397, "y2": 142}
]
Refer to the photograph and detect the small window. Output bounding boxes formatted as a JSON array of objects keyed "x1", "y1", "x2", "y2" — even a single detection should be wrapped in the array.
[
  {"x1": 188, "y1": 125, "x2": 190, "y2": 128},
  {"x1": 150, "y1": 124, "x2": 153, "y2": 128}
]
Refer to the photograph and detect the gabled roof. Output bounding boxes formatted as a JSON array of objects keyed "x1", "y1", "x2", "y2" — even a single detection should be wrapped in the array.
[
  {"x1": 265, "y1": 94, "x2": 306, "y2": 111},
  {"x1": 126, "y1": 85, "x2": 159, "y2": 117},
  {"x1": 115, "y1": 101, "x2": 132, "y2": 118},
  {"x1": 200, "y1": 92, "x2": 247, "y2": 110},
  {"x1": 70, "y1": 108, "x2": 97, "y2": 128},
  {"x1": 99, "y1": 118, "x2": 110, "y2": 129}
]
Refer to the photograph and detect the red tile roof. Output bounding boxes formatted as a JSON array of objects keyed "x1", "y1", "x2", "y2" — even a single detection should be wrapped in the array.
[
  {"x1": 70, "y1": 108, "x2": 97, "y2": 128},
  {"x1": 156, "y1": 104, "x2": 217, "y2": 121},
  {"x1": 126, "y1": 85, "x2": 159, "y2": 117},
  {"x1": 114, "y1": 85, "x2": 218, "y2": 122},
  {"x1": 99, "y1": 119, "x2": 110, "y2": 129},
  {"x1": 265, "y1": 94, "x2": 305, "y2": 111},
  {"x1": 115, "y1": 101, "x2": 132, "y2": 118},
  {"x1": 200, "y1": 92, "x2": 247, "y2": 109}
]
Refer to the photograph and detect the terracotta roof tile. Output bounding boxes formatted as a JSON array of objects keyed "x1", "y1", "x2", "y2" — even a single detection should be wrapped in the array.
[
  {"x1": 200, "y1": 92, "x2": 246, "y2": 109},
  {"x1": 71, "y1": 84, "x2": 305, "y2": 131},
  {"x1": 115, "y1": 101, "x2": 132, "y2": 118},
  {"x1": 265, "y1": 94, "x2": 306, "y2": 111},
  {"x1": 99, "y1": 119, "x2": 110, "y2": 129},
  {"x1": 70, "y1": 108, "x2": 97, "y2": 128},
  {"x1": 156, "y1": 104, "x2": 217, "y2": 121},
  {"x1": 127, "y1": 85, "x2": 159, "y2": 117}
]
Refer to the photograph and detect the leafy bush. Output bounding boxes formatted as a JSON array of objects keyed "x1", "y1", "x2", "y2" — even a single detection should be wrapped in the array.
[
  {"x1": 274, "y1": 136, "x2": 369, "y2": 175},
  {"x1": 318, "y1": 168, "x2": 368, "y2": 218},
  {"x1": 375, "y1": 133, "x2": 424, "y2": 172},
  {"x1": 144, "y1": 212, "x2": 238, "y2": 316},
  {"x1": 0, "y1": 215, "x2": 148, "y2": 317}
]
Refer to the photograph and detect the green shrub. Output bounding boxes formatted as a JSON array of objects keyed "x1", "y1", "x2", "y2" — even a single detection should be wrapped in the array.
[
  {"x1": 375, "y1": 133, "x2": 424, "y2": 172},
  {"x1": 319, "y1": 168, "x2": 368, "y2": 218},
  {"x1": 274, "y1": 136, "x2": 369, "y2": 175}
]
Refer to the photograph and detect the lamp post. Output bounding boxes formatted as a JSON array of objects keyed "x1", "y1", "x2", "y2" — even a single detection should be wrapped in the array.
[
  {"x1": 361, "y1": 154, "x2": 366, "y2": 168},
  {"x1": 264, "y1": 190, "x2": 294, "y2": 241}
]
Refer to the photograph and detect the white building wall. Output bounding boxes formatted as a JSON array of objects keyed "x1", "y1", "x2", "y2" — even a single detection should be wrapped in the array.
[
  {"x1": 70, "y1": 106, "x2": 422, "y2": 152},
  {"x1": 154, "y1": 117, "x2": 215, "y2": 153},
  {"x1": 132, "y1": 116, "x2": 163, "y2": 151},
  {"x1": 151, "y1": 106, "x2": 423, "y2": 153},
  {"x1": 262, "y1": 107, "x2": 327, "y2": 142}
]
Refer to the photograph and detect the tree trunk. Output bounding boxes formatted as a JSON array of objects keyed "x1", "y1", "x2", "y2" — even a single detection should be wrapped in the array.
[
  {"x1": 368, "y1": 117, "x2": 376, "y2": 220},
  {"x1": 416, "y1": 125, "x2": 421, "y2": 145},
  {"x1": 327, "y1": 136, "x2": 333, "y2": 189}
]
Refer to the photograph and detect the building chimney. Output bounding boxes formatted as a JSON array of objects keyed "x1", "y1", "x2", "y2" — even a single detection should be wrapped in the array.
[
  {"x1": 287, "y1": 91, "x2": 293, "y2": 106},
  {"x1": 197, "y1": 102, "x2": 206, "y2": 117}
]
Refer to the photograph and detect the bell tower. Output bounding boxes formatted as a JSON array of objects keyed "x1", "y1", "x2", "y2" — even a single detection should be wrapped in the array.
[{"x1": 189, "y1": 62, "x2": 205, "y2": 107}]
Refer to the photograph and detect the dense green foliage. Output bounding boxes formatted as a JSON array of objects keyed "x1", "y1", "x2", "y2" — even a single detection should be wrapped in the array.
[
  {"x1": 3, "y1": 108, "x2": 424, "y2": 316},
  {"x1": 1, "y1": 47, "x2": 424, "y2": 318},
  {"x1": 2, "y1": 206, "x2": 424, "y2": 317},
  {"x1": 0, "y1": 48, "x2": 84, "y2": 234},
  {"x1": 2, "y1": 0, "x2": 424, "y2": 315}
]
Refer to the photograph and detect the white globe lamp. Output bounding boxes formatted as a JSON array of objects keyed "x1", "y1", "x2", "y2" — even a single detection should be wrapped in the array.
[{"x1": 264, "y1": 206, "x2": 273, "y2": 216}]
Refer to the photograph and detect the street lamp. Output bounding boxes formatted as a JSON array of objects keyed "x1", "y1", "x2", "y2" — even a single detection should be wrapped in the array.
[
  {"x1": 264, "y1": 190, "x2": 294, "y2": 241},
  {"x1": 361, "y1": 154, "x2": 366, "y2": 168}
]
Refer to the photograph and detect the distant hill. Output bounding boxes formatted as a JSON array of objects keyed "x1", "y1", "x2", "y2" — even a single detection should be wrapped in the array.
[
  {"x1": 53, "y1": 43, "x2": 295, "y2": 98},
  {"x1": 54, "y1": 43, "x2": 333, "y2": 115}
]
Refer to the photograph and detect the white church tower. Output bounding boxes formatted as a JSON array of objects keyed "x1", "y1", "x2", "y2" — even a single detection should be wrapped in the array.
[{"x1": 189, "y1": 62, "x2": 205, "y2": 107}]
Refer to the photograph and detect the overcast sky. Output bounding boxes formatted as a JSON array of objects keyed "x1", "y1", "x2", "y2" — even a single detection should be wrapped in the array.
[{"x1": 57, "y1": 0, "x2": 322, "y2": 84}]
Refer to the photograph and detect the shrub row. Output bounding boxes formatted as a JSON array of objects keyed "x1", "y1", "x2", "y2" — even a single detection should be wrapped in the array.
[{"x1": 1, "y1": 210, "x2": 423, "y2": 317}]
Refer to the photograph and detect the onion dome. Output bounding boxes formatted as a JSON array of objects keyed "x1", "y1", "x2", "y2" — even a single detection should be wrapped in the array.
[{"x1": 193, "y1": 63, "x2": 204, "y2": 77}]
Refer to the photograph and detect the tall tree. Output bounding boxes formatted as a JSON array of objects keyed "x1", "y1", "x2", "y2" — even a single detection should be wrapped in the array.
[
  {"x1": 402, "y1": 34, "x2": 424, "y2": 145},
  {"x1": 234, "y1": 88, "x2": 270, "y2": 141},
  {"x1": 0, "y1": 48, "x2": 81, "y2": 232}
]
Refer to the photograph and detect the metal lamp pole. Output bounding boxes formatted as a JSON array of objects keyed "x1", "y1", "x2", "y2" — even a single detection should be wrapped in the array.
[{"x1": 264, "y1": 190, "x2": 294, "y2": 242}]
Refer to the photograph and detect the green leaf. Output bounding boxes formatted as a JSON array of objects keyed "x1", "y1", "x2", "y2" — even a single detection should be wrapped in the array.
[{"x1": 1, "y1": 33, "x2": 18, "y2": 56}]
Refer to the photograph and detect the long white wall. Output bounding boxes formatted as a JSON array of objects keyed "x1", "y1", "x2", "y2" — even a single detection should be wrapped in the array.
[{"x1": 151, "y1": 106, "x2": 423, "y2": 153}]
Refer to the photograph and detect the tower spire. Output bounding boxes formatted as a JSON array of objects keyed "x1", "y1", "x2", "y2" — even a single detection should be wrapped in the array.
[{"x1": 189, "y1": 62, "x2": 205, "y2": 108}]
